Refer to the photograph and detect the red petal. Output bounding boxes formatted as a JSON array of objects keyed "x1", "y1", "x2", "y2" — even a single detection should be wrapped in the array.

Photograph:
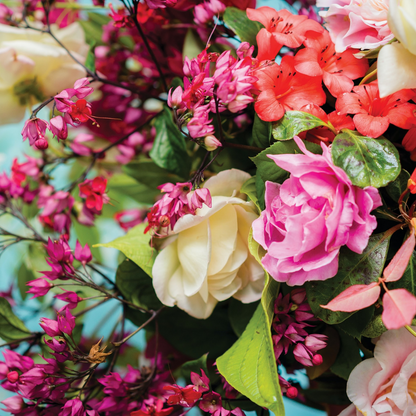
[
  {"x1": 383, "y1": 228, "x2": 415, "y2": 282},
  {"x1": 294, "y1": 48, "x2": 323, "y2": 77},
  {"x1": 403, "y1": 127, "x2": 416, "y2": 153},
  {"x1": 320, "y1": 282, "x2": 380, "y2": 312},
  {"x1": 246, "y1": 6, "x2": 278, "y2": 27},
  {"x1": 382, "y1": 289, "x2": 416, "y2": 329},
  {"x1": 323, "y1": 72, "x2": 354, "y2": 98},
  {"x1": 353, "y1": 114, "x2": 390, "y2": 138},
  {"x1": 256, "y1": 29, "x2": 282, "y2": 61},
  {"x1": 255, "y1": 90, "x2": 285, "y2": 122},
  {"x1": 386, "y1": 103, "x2": 416, "y2": 130}
]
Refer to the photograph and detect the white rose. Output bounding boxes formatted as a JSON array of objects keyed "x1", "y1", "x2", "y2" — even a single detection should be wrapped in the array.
[
  {"x1": 378, "y1": 0, "x2": 416, "y2": 97},
  {"x1": 152, "y1": 169, "x2": 265, "y2": 319},
  {"x1": 0, "y1": 22, "x2": 88, "y2": 124}
]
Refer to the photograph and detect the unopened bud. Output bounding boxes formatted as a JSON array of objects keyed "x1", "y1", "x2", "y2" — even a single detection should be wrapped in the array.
[
  {"x1": 286, "y1": 386, "x2": 298, "y2": 399},
  {"x1": 167, "y1": 86, "x2": 183, "y2": 109},
  {"x1": 204, "y1": 135, "x2": 222, "y2": 151},
  {"x1": 34, "y1": 137, "x2": 48, "y2": 150},
  {"x1": 312, "y1": 354, "x2": 323, "y2": 366},
  {"x1": 7, "y1": 371, "x2": 19, "y2": 383}
]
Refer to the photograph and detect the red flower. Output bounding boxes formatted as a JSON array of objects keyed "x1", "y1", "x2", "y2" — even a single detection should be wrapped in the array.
[
  {"x1": 253, "y1": 56, "x2": 326, "y2": 122},
  {"x1": 163, "y1": 384, "x2": 202, "y2": 407},
  {"x1": 131, "y1": 400, "x2": 173, "y2": 416},
  {"x1": 109, "y1": 3, "x2": 134, "y2": 27},
  {"x1": 222, "y1": 0, "x2": 255, "y2": 9},
  {"x1": 403, "y1": 127, "x2": 416, "y2": 161},
  {"x1": 336, "y1": 81, "x2": 416, "y2": 138},
  {"x1": 246, "y1": 7, "x2": 323, "y2": 61},
  {"x1": 294, "y1": 30, "x2": 368, "y2": 97},
  {"x1": 68, "y1": 99, "x2": 98, "y2": 125},
  {"x1": 78, "y1": 177, "x2": 108, "y2": 211}
]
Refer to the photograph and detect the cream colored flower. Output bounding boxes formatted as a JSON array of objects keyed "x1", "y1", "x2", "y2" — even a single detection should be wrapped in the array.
[
  {"x1": 378, "y1": 0, "x2": 416, "y2": 97},
  {"x1": 0, "y1": 22, "x2": 88, "y2": 124},
  {"x1": 152, "y1": 169, "x2": 264, "y2": 319}
]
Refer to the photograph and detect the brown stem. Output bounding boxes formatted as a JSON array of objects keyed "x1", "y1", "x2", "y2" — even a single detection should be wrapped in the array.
[{"x1": 73, "y1": 297, "x2": 110, "y2": 318}]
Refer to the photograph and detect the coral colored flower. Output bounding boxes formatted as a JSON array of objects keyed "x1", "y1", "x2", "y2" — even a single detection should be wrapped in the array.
[
  {"x1": 336, "y1": 81, "x2": 416, "y2": 138},
  {"x1": 68, "y1": 99, "x2": 97, "y2": 124},
  {"x1": 252, "y1": 136, "x2": 382, "y2": 286},
  {"x1": 340, "y1": 326, "x2": 416, "y2": 416},
  {"x1": 246, "y1": 7, "x2": 323, "y2": 61},
  {"x1": 253, "y1": 56, "x2": 326, "y2": 122},
  {"x1": 317, "y1": 0, "x2": 393, "y2": 52},
  {"x1": 78, "y1": 177, "x2": 109, "y2": 212},
  {"x1": 294, "y1": 30, "x2": 368, "y2": 97}
]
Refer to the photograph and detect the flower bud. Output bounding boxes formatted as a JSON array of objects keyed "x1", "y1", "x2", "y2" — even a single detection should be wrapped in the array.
[
  {"x1": 7, "y1": 371, "x2": 19, "y2": 383},
  {"x1": 34, "y1": 137, "x2": 48, "y2": 150},
  {"x1": 204, "y1": 135, "x2": 222, "y2": 151},
  {"x1": 312, "y1": 354, "x2": 323, "y2": 366},
  {"x1": 286, "y1": 386, "x2": 298, "y2": 399},
  {"x1": 167, "y1": 86, "x2": 183, "y2": 109}
]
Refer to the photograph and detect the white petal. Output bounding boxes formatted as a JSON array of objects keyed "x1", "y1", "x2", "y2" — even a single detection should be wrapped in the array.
[
  {"x1": 177, "y1": 219, "x2": 210, "y2": 297},
  {"x1": 378, "y1": 42, "x2": 416, "y2": 97},
  {"x1": 210, "y1": 276, "x2": 242, "y2": 302},
  {"x1": 207, "y1": 204, "x2": 238, "y2": 276},
  {"x1": 175, "y1": 291, "x2": 218, "y2": 320},
  {"x1": 0, "y1": 91, "x2": 26, "y2": 125},
  {"x1": 203, "y1": 169, "x2": 251, "y2": 198},
  {"x1": 233, "y1": 256, "x2": 265, "y2": 303}
]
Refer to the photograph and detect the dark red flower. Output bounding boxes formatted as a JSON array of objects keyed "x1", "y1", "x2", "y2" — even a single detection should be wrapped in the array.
[
  {"x1": 78, "y1": 177, "x2": 109, "y2": 211},
  {"x1": 163, "y1": 384, "x2": 202, "y2": 407}
]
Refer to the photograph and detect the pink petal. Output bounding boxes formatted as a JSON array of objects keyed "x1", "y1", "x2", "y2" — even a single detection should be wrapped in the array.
[
  {"x1": 321, "y1": 282, "x2": 380, "y2": 312},
  {"x1": 382, "y1": 289, "x2": 416, "y2": 330},
  {"x1": 383, "y1": 228, "x2": 415, "y2": 282}
]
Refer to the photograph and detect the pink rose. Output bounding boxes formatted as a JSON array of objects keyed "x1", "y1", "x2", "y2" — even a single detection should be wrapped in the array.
[
  {"x1": 340, "y1": 327, "x2": 416, "y2": 416},
  {"x1": 317, "y1": 0, "x2": 394, "y2": 52},
  {"x1": 252, "y1": 137, "x2": 381, "y2": 286}
]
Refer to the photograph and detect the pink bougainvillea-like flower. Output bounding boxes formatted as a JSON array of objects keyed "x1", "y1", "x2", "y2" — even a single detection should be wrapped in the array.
[
  {"x1": 340, "y1": 326, "x2": 416, "y2": 416},
  {"x1": 317, "y1": 0, "x2": 393, "y2": 52},
  {"x1": 252, "y1": 136, "x2": 382, "y2": 286}
]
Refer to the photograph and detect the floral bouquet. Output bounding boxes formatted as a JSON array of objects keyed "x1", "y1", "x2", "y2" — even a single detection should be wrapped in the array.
[{"x1": 1, "y1": 0, "x2": 416, "y2": 415}]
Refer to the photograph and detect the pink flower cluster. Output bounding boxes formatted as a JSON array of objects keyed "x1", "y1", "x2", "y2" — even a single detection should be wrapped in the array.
[
  {"x1": 194, "y1": 0, "x2": 226, "y2": 26},
  {"x1": 145, "y1": 182, "x2": 212, "y2": 234},
  {"x1": 273, "y1": 289, "x2": 327, "y2": 367},
  {"x1": 21, "y1": 78, "x2": 94, "y2": 150},
  {"x1": 252, "y1": 136, "x2": 382, "y2": 286},
  {"x1": 168, "y1": 43, "x2": 257, "y2": 149}
]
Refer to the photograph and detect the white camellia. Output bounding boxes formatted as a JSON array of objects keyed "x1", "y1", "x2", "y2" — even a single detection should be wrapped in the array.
[
  {"x1": 378, "y1": 0, "x2": 416, "y2": 97},
  {"x1": 0, "y1": 22, "x2": 88, "y2": 124},
  {"x1": 152, "y1": 169, "x2": 265, "y2": 319}
]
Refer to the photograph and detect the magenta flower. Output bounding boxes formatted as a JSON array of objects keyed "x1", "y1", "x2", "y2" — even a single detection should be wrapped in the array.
[
  {"x1": 74, "y1": 241, "x2": 93, "y2": 266},
  {"x1": 190, "y1": 369, "x2": 210, "y2": 392},
  {"x1": 27, "y1": 278, "x2": 53, "y2": 299},
  {"x1": 39, "y1": 317, "x2": 61, "y2": 337},
  {"x1": 57, "y1": 307, "x2": 76, "y2": 335},
  {"x1": 0, "y1": 395, "x2": 25, "y2": 413},
  {"x1": 21, "y1": 118, "x2": 49, "y2": 150},
  {"x1": 199, "y1": 392, "x2": 222, "y2": 413},
  {"x1": 55, "y1": 290, "x2": 82, "y2": 309},
  {"x1": 252, "y1": 136, "x2": 382, "y2": 286},
  {"x1": 59, "y1": 398, "x2": 85, "y2": 416},
  {"x1": 49, "y1": 116, "x2": 68, "y2": 141}
]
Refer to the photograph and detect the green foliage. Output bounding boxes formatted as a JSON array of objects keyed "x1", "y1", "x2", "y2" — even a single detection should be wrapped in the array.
[
  {"x1": 183, "y1": 29, "x2": 205, "y2": 60},
  {"x1": 79, "y1": 12, "x2": 111, "y2": 46},
  {"x1": 123, "y1": 159, "x2": 184, "y2": 188},
  {"x1": 181, "y1": 354, "x2": 209, "y2": 379},
  {"x1": 228, "y1": 298, "x2": 260, "y2": 337},
  {"x1": 0, "y1": 298, "x2": 31, "y2": 342},
  {"x1": 217, "y1": 272, "x2": 284, "y2": 416},
  {"x1": 306, "y1": 231, "x2": 392, "y2": 325},
  {"x1": 95, "y1": 223, "x2": 155, "y2": 277},
  {"x1": 361, "y1": 314, "x2": 387, "y2": 338},
  {"x1": 252, "y1": 114, "x2": 271, "y2": 148},
  {"x1": 272, "y1": 111, "x2": 327, "y2": 141},
  {"x1": 240, "y1": 176, "x2": 260, "y2": 213},
  {"x1": 330, "y1": 330, "x2": 362, "y2": 380},
  {"x1": 116, "y1": 259, "x2": 162, "y2": 310},
  {"x1": 223, "y1": 7, "x2": 263, "y2": 47},
  {"x1": 386, "y1": 169, "x2": 410, "y2": 202},
  {"x1": 85, "y1": 42, "x2": 96, "y2": 73},
  {"x1": 150, "y1": 106, "x2": 191, "y2": 178},
  {"x1": 331, "y1": 130, "x2": 401, "y2": 188},
  {"x1": 335, "y1": 306, "x2": 375, "y2": 341},
  {"x1": 17, "y1": 262, "x2": 35, "y2": 301}
]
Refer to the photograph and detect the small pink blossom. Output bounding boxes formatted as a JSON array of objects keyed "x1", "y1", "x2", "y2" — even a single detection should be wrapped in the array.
[
  {"x1": 27, "y1": 278, "x2": 53, "y2": 299},
  {"x1": 74, "y1": 241, "x2": 93, "y2": 266},
  {"x1": 252, "y1": 136, "x2": 382, "y2": 286},
  {"x1": 194, "y1": 0, "x2": 226, "y2": 26},
  {"x1": 21, "y1": 118, "x2": 50, "y2": 150},
  {"x1": 114, "y1": 208, "x2": 147, "y2": 230},
  {"x1": 55, "y1": 290, "x2": 82, "y2": 309},
  {"x1": 0, "y1": 396, "x2": 25, "y2": 413},
  {"x1": 317, "y1": 0, "x2": 393, "y2": 52},
  {"x1": 49, "y1": 116, "x2": 68, "y2": 141}
]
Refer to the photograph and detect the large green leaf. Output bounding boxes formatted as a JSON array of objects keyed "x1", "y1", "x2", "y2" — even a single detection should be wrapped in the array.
[
  {"x1": 17, "y1": 263, "x2": 35, "y2": 301},
  {"x1": 331, "y1": 130, "x2": 401, "y2": 188},
  {"x1": 272, "y1": 111, "x2": 327, "y2": 141},
  {"x1": 123, "y1": 159, "x2": 184, "y2": 188},
  {"x1": 115, "y1": 259, "x2": 162, "y2": 310},
  {"x1": 228, "y1": 298, "x2": 260, "y2": 337},
  {"x1": 335, "y1": 306, "x2": 375, "y2": 341},
  {"x1": 217, "y1": 274, "x2": 284, "y2": 416},
  {"x1": 252, "y1": 114, "x2": 271, "y2": 148},
  {"x1": 306, "y1": 230, "x2": 393, "y2": 325},
  {"x1": 385, "y1": 169, "x2": 410, "y2": 202},
  {"x1": 240, "y1": 176, "x2": 261, "y2": 213},
  {"x1": 95, "y1": 223, "x2": 155, "y2": 277},
  {"x1": 149, "y1": 106, "x2": 191, "y2": 178},
  {"x1": 223, "y1": 7, "x2": 263, "y2": 47},
  {"x1": 0, "y1": 298, "x2": 31, "y2": 342}
]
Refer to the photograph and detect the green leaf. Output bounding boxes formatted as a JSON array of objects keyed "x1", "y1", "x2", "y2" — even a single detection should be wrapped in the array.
[
  {"x1": 305, "y1": 230, "x2": 393, "y2": 325},
  {"x1": 253, "y1": 114, "x2": 271, "y2": 148},
  {"x1": 255, "y1": 174, "x2": 265, "y2": 211},
  {"x1": 181, "y1": 354, "x2": 209, "y2": 379},
  {"x1": 116, "y1": 259, "x2": 162, "y2": 310},
  {"x1": 331, "y1": 130, "x2": 401, "y2": 188},
  {"x1": 228, "y1": 298, "x2": 260, "y2": 337},
  {"x1": 335, "y1": 306, "x2": 375, "y2": 341},
  {"x1": 330, "y1": 330, "x2": 362, "y2": 380},
  {"x1": 361, "y1": 314, "x2": 387, "y2": 338},
  {"x1": 252, "y1": 139, "x2": 322, "y2": 185},
  {"x1": 95, "y1": 223, "x2": 155, "y2": 277},
  {"x1": 272, "y1": 111, "x2": 328, "y2": 141},
  {"x1": 217, "y1": 271, "x2": 284, "y2": 416},
  {"x1": 17, "y1": 262, "x2": 35, "y2": 301},
  {"x1": 386, "y1": 169, "x2": 410, "y2": 202},
  {"x1": 78, "y1": 13, "x2": 110, "y2": 46},
  {"x1": 149, "y1": 106, "x2": 191, "y2": 178},
  {"x1": 240, "y1": 176, "x2": 260, "y2": 213},
  {"x1": 123, "y1": 159, "x2": 184, "y2": 188},
  {"x1": 223, "y1": 7, "x2": 263, "y2": 47},
  {"x1": 0, "y1": 298, "x2": 31, "y2": 342},
  {"x1": 183, "y1": 29, "x2": 205, "y2": 60},
  {"x1": 85, "y1": 42, "x2": 96, "y2": 73}
]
